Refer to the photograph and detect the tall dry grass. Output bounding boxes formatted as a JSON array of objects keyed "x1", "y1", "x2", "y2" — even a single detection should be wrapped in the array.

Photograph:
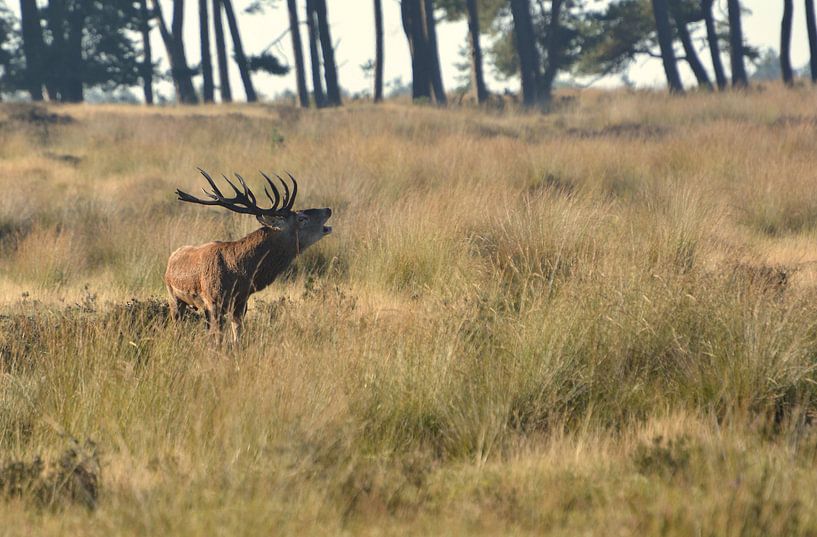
[{"x1": 2, "y1": 86, "x2": 817, "y2": 535}]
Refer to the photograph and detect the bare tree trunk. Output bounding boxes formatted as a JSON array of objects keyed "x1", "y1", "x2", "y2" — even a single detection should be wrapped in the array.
[
  {"x1": 46, "y1": 0, "x2": 67, "y2": 100},
  {"x1": 806, "y1": 0, "x2": 817, "y2": 82},
  {"x1": 465, "y1": 0, "x2": 487, "y2": 104},
  {"x1": 675, "y1": 18, "x2": 713, "y2": 90},
  {"x1": 62, "y1": 2, "x2": 85, "y2": 102},
  {"x1": 212, "y1": 0, "x2": 232, "y2": 102},
  {"x1": 153, "y1": 0, "x2": 199, "y2": 103},
  {"x1": 509, "y1": 0, "x2": 541, "y2": 106},
  {"x1": 701, "y1": 0, "x2": 727, "y2": 90},
  {"x1": 651, "y1": 0, "x2": 684, "y2": 93},
  {"x1": 138, "y1": 0, "x2": 154, "y2": 104},
  {"x1": 423, "y1": 0, "x2": 446, "y2": 105},
  {"x1": 199, "y1": 0, "x2": 214, "y2": 102},
  {"x1": 540, "y1": 0, "x2": 564, "y2": 101},
  {"x1": 781, "y1": 0, "x2": 794, "y2": 85},
  {"x1": 727, "y1": 0, "x2": 748, "y2": 87},
  {"x1": 19, "y1": 0, "x2": 46, "y2": 101},
  {"x1": 170, "y1": 0, "x2": 195, "y2": 101},
  {"x1": 306, "y1": 0, "x2": 326, "y2": 107},
  {"x1": 401, "y1": 0, "x2": 431, "y2": 101},
  {"x1": 373, "y1": 0, "x2": 384, "y2": 102},
  {"x1": 286, "y1": 0, "x2": 309, "y2": 107},
  {"x1": 221, "y1": 0, "x2": 257, "y2": 102},
  {"x1": 314, "y1": 0, "x2": 341, "y2": 105}
]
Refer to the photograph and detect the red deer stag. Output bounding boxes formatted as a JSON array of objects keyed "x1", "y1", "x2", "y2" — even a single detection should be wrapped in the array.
[{"x1": 165, "y1": 169, "x2": 332, "y2": 342}]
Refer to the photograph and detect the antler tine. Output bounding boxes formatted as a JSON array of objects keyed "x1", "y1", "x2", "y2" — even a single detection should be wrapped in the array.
[
  {"x1": 234, "y1": 173, "x2": 257, "y2": 206},
  {"x1": 259, "y1": 171, "x2": 281, "y2": 210},
  {"x1": 198, "y1": 168, "x2": 226, "y2": 198},
  {"x1": 178, "y1": 188, "x2": 219, "y2": 205},
  {"x1": 220, "y1": 173, "x2": 258, "y2": 212},
  {"x1": 178, "y1": 169, "x2": 294, "y2": 216},
  {"x1": 221, "y1": 174, "x2": 242, "y2": 198},
  {"x1": 274, "y1": 173, "x2": 291, "y2": 210},
  {"x1": 285, "y1": 172, "x2": 298, "y2": 210},
  {"x1": 175, "y1": 169, "x2": 261, "y2": 215}
]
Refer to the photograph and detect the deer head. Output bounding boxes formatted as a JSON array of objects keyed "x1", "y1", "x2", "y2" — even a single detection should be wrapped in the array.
[{"x1": 176, "y1": 169, "x2": 333, "y2": 249}]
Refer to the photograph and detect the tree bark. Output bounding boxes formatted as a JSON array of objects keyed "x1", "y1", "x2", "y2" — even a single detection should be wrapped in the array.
[
  {"x1": 423, "y1": 0, "x2": 447, "y2": 105},
  {"x1": 199, "y1": 0, "x2": 214, "y2": 102},
  {"x1": 287, "y1": 0, "x2": 309, "y2": 107},
  {"x1": 465, "y1": 0, "x2": 487, "y2": 104},
  {"x1": 314, "y1": 0, "x2": 341, "y2": 105},
  {"x1": 45, "y1": 0, "x2": 67, "y2": 100},
  {"x1": 19, "y1": 0, "x2": 45, "y2": 101},
  {"x1": 727, "y1": 0, "x2": 748, "y2": 87},
  {"x1": 509, "y1": 0, "x2": 540, "y2": 106},
  {"x1": 540, "y1": 0, "x2": 564, "y2": 101},
  {"x1": 62, "y1": 1, "x2": 85, "y2": 102},
  {"x1": 651, "y1": 0, "x2": 684, "y2": 93},
  {"x1": 138, "y1": 0, "x2": 154, "y2": 104},
  {"x1": 306, "y1": 0, "x2": 326, "y2": 107},
  {"x1": 401, "y1": 0, "x2": 431, "y2": 101},
  {"x1": 373, "y1": 0, "x2": 384, "y2": 102},
  {"x1": 154, "y1": 0, "x2": 199, "y2": 103},
  {"x1": 781, "y1": 0, "x2": 794, "y2": 85},
  {"x1": 675, "y1": 17, "x2": 713, "y2": 90},
  {"x1": 221, "y1": 0, "x2": 257, "y2": 102},
  {"x1": 212, "y1": 0, "x2": 232, "y2": 102},
  {"x1": 701, "y1": 0, "x2": 727, "y2": 90},
  {"x1": 806, "y1": 0, "x2": 817, "y2": 82}
]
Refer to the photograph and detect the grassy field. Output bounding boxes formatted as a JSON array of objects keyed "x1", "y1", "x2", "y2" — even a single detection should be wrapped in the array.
[{"x1": 2, "y1": 87, "x2": 817, "y2": 535}]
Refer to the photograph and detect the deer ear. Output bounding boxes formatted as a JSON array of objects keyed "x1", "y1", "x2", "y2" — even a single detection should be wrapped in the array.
[{"x1": 257, "y1": 214, "x2": 286, "y2": 232}]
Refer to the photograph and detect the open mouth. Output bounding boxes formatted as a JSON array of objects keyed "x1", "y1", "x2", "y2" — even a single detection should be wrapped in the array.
[{"x1": 323, "y1": 226, "x2": 332, "y2": 234}]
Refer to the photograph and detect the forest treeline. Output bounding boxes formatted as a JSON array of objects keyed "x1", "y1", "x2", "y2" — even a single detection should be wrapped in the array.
[{"x1": 0, "y1": 0, "x2": 814, "y2": 107}]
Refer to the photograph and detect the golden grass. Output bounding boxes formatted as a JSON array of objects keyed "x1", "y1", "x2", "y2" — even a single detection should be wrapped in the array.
[{"x1": 2, "y1": 85, "x2": 817, "y2": 534}]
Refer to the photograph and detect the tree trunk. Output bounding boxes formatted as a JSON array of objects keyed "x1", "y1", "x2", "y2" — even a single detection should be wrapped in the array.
[
  {"x1": 306, "y1": 0, "x2": 326, "y2": 107},
  {"x1": 62, "y1": 2, "x2": 85, "y2": 102},
  {"x1": 199, "y1": 0, "x2": 214, "y2": 102},
  {"x1": 465, "y1": 0, "x2": 487, "y2": 104},
  {"x1": 781, "y1": 0, "x2": 794, "y2": 85},
  {"x1": 675, "y1": 18, "x2": 713, "y2": 90},
  {"x1": 45, "y1": 0, "x2": 67, "y2": 100},
  {"x1": 540, "y1": 0, "x2": 564, "y2": 101},
  {"x1": 806, "y1": 0, "x2": 817, "y2": 82},
  {"x1": 221, "y1": 0, "x2": 257, "y2": 102},
  {"x1": 138, "y1": 0, "x2": 154, "y2": 104},
  {"x1": 401, "y1": 0, "x2": 431, "y2": 101},
  {"x1": 154, "y1": 0, "x2": 199, "y2": 103},
  {"x1": 509, "y1": 0, "x2": 541, "y2": 106},
  {"x1": 423, "y1": 0, "x2": 446, "y2": 105},
  {"x1": 287, "y1": 0, "x2": 309, "y2": 107},
  {"x1": 701, "y1": 0, "x2": 727, "y2": 89},
  {"x1": 373, "y1": 0, "x2": 384, "y2": 102},
  {"x1": 651, "y1": 0, "x2": 684, "y2": 93},
  {"x1": 727, "y1": 0, "x2": 748, "y2": 87},
  {"x1": 314, "y1": 0, "x2": 341, "y2": 106},
  {"x1": 212, "y1": 0, "x2": 232, "y2": 102},
  {"x1": 19, "y1": 0, "x2": 45, "y2": 101}
]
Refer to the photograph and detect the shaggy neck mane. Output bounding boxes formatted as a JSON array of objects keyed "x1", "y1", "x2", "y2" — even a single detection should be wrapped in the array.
[{"x1": 224, "y1": 226, "x2": 299, "y2": 292}]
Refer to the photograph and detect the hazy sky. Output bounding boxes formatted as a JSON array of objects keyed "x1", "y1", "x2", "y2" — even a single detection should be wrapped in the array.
[{"x1": 9, "y1": 1, "x2": 812, "y2": 99}]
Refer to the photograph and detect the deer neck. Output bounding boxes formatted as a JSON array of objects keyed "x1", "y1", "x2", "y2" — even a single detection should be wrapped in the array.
[{"x1": 233, "y1": 227, "x2": 299, "y2": 291}]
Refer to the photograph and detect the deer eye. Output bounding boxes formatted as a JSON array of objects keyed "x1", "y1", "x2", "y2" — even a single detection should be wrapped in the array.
[{"x1": 297, "y1": 215, "x2": 309, "y2": 223}]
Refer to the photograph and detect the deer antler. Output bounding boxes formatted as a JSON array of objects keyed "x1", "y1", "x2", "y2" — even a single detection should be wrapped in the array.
[{"x1": 176, "y1": 169, "x2": 298, "y2": 215}]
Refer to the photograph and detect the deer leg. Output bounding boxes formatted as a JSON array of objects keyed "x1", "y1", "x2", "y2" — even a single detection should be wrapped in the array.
[
  {"x1": 203, "y1": 300, "x2": 225, "y2": 343},
  {"x1": 166, "y1": 285, "x2": 187, "y2": 322},
  {"x1": 229, "y1": 300, "x2": 247, "y2": 344}
]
